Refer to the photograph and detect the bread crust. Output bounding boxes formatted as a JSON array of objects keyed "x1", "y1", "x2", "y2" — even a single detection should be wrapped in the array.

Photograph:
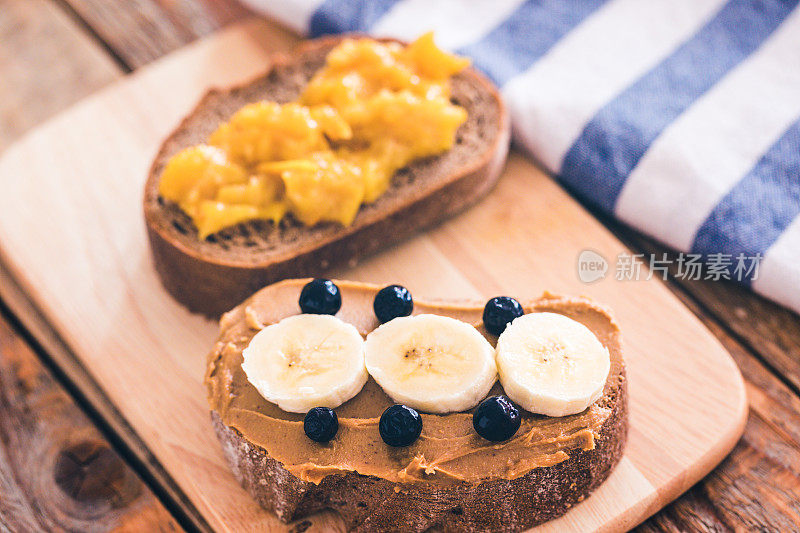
[
  {"x1": 144, "y1": 36, "x2": 510, "y2": 317},
  {"x1": 207, "y1": 282, "x2": 628, "y2": 531},
  {"x1": 211, "y1": 363, "x2": 626, "y2": 533}
]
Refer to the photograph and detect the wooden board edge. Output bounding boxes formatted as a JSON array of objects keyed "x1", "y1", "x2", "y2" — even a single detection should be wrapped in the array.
[
  {"x1": 618, "y1": 376, "x2": 748, "y2": 532},
  {"x1": 0, "y1": 250, "x2": 212, "y2": 533},
  {"x1": 0, "y1": 17, "x2": 288, "y2": 166},
  {"x1": 1, "y1": 232, "x2": 749, "y2": 533},
  {"x1": 0, "y1": 18, "x2": 752, "y2": 531}
]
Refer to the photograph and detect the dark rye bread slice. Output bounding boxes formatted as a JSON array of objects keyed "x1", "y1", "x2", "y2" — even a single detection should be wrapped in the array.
[
  {"x1": 212, "y1": 405, "x2": 627, "y2": 533},
  {"x1": 144, "y1": 36, "x2": 510, "y2": 317},
  {"x1": 209, "y1": 282, "x2": 628, "y2": 532}
]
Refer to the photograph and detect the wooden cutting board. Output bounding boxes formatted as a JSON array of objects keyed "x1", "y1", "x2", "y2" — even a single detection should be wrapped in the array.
[{"x1": 0, "y1": 19, "x2": 746, "y2": 532}]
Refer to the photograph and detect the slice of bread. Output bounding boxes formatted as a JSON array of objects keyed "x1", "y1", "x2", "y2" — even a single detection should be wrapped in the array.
[
  {"x1": 144, "y1": 36, "x2": 510, "y2": 317},
  {"x1": 206, "y1": 279, "x2": 628, "y2": 532}
]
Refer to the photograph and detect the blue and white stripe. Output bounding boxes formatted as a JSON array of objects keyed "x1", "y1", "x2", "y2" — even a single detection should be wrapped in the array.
[{"x1": 242, "y1": 0, "x2": 800, "y2": 314}]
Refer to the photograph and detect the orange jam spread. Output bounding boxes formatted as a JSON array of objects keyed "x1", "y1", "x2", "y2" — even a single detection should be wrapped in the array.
[{"x1": 158, "y1": 33, "x2": 470, "y2": 239}]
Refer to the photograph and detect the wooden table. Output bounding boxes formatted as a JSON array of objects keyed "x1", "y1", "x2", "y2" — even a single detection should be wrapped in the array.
[{"x1": 1, "y1": 1, "x2": 798, "y2": 531}]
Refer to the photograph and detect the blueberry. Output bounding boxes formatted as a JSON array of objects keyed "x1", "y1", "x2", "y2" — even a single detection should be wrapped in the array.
[
  {"x1": 373, "y1": 285, "x2": 414, "y2": 323},
  {"x1": 304, "y1": 407, "x2": 338, "y2": 442},
  {"x1": 379, "y1": 404, "x2": 422, "y2": 447},
  {"x1": 482, "y1": 296, "x2": 524, "y2": 336},
  {"x1": 473, "y1": 395, "x2": 521, "y2": 442},
  {"x1": 299, "y1": 279, "x2": 342, "y2": 315}
]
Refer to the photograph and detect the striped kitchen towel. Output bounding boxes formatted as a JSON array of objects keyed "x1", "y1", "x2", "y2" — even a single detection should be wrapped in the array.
[{"x1": 243, "y1": 0, "x2": 800, "y2": 315}]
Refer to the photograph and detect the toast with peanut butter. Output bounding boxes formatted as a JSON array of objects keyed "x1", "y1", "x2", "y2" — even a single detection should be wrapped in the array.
[
  {"x1": 144, "y1": 35, "x2": 510, "y2": 317},
  {"x1": 206, "y1": 279, "x2": 628, "y2": 532}
]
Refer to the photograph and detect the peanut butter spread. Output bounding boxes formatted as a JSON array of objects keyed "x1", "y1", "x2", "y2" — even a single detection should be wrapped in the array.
[{"x1": 205, "y1": 280, "x2": 624, "y2": 486}]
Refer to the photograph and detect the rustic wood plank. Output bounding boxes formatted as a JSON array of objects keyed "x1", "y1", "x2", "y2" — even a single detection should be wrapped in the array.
[
  {"x1": 616, "y1": 227, "x2": 800, "y2": 395},
  {"x1": 578, "y1": 212, "x2": 800, "y2": 530},
  {"x1": 0, "y1": 22, "x2": 749, "y2": 526},
  {"x1": 0, "y1": 0, "x2": 183, "y2": 530},
  {"x1": 638, "y1": 290, "x2": 800, "y2": 532},
  {"x1": 0, "y1": 257, "x2": 210, "y2": 532},
  {"x1": 72, "y1": 0, "x2": 800, "y2": 407},
  {"x1": 685, "y1": 284, "x2": 800, "y2": 393},
  {"x1": 59, "y1": 0, "x2": 256, "y2": 69},
  {"x1": 11, "y1": 1, "x2": 800, "y2": 531},
  {"x1": 152, "y1": 0, "x2": 254, "y2": 38},
  {"x1": 0, "y1": 0, "x2": 119, "y2": 150},
  {"x1": 0, "y1": 310, "x2": 181, "y2": 532},
  {"x1": 0, "y1": 7, "x2": 294, "y2": 531}
]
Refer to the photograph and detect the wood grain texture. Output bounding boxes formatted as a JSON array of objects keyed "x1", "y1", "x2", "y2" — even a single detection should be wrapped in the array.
[
  {"x1": 60, "y1": 0, "x2": 255, "y2": 68},
  {"x1": 638, "y1": 289, "x2": 800, "y2": 532},
  {"x1": 0, "y1": 311, "x2": 181, "y2": 532},
  {"x1": 619, "y1": 230, "x2": 800, "y2": 397},
  {"x1": 0, "y1": 18, "x2": 299, "y2": 533},
  {"x1": 31, "y1": 0, "x2": 800, "y2": 529},
  {"x1": 4, "y1": 1, "x2": 796, "y2": 531},
  {"x1": 0, "y1": 0, "x2": 119, "y2": 150},
  {"x1": 0, "y1": 254, "x2": 208, "y2": 532},
  {"x1": 0, "y1": 17, "x2": 298, "y2": 532},
  {"x1": 10, "y1": 1, "x2": 799, "y2": 530},
  {"x1": 562, "y1": 218, "x2": 800, "y2": 531},
  {"x1": 0, "y1": 19, "x2": 747, "y2": 532},
  {"x1": 0, "y1": 1, "x2": 184, "y2": 531}
]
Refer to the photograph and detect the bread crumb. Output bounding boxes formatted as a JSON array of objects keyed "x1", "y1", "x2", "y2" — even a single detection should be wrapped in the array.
[
  {"x1": 219, "y1": 310, "x2": 236, "y2": 330},
  {"x1": 245, "y1": 306, "x2": 265, "y2": 330}
]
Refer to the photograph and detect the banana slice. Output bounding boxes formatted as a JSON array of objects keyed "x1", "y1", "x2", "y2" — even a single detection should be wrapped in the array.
[
  {"x1": 364, "y1": 314, "x2": 496, "y2": 413},
  {"x1": 496, "y1": 312, "x2": 610, "y2": 417},
  {"x1": 242, "y1": 314, "x2": 367, "y2": 413}
]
